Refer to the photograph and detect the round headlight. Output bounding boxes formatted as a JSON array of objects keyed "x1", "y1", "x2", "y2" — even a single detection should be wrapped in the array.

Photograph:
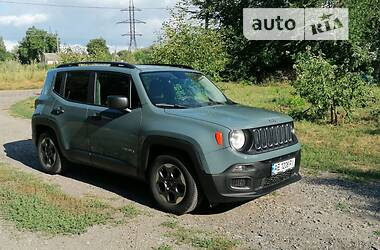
[{"x1": 229, "y1": 130, "x2": 246, "y2": 150}]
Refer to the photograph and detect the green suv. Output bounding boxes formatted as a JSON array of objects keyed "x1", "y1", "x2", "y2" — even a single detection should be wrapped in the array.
[{"x1": 32, "y1": 62, "x2": 301, "y2": 214}]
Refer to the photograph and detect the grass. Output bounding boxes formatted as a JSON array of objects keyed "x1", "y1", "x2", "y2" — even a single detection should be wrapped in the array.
[
  {"x1": 157, "y1": 244, "x2": 173, "y2": 250},
  {"x1": 218, "y1": 82, "x2": 380, "y2": 182},
  {"x1": 0, "y1": 61, "x2": 47, "y2": 90},
  {"x1": 161, "y1": 220, "x2": 239, "y2": 250},
  {"x1": 335, "y1": 202, "x2": 348, "y2": 211},
  {"x1": 10, "y1": 97, "x2": 36, "y2": 119},
  {"x1": 374, "y1": 230, "x2": 380, "y2": 237},
  {"x1": 0, "y1": 162, "x2": 142, "y2": 235},
  {"x1": 160, "y1": 220, "x2": 178, "y2": 229},
  {"x1": 119, "y1": 204, "x2": 141, "y2": 218}
]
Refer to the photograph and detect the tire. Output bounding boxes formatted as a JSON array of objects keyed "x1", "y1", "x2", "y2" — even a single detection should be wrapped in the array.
[
  {"x1": 149, "y1": 154, "x2": 200, "y2": 215},
  {"x1": 37, "y1": 131, "x2": 66, "y2": 174}
]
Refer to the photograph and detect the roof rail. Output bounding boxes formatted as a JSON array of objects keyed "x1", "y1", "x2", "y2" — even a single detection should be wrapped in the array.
[
  {"x1": 140, "y1": 64, "x2": 194, "y2": 70},
  {"x1": 56, "y1": 61, "x2": 136, "y2": 69}
]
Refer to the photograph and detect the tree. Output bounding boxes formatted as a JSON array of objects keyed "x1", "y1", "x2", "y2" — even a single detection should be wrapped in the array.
[
  {"x1": 186, "y1": 0, "x2": 312, "y2": 81},
  {"x1": 117, "y1": 50, "x2": 135, "y2": 63},
  {"x1": 189, "y1": 0, "x2": 379, "y2": 81},
  {"x1": 344, "y1": 0, "x2": 380, "y2": 81},
  {"x1": 0, "y1": 37, "x2": 8, "y2": 61},
  {"x1": 292, "y1": 49, "x2": 372, "y2": 124},
  {"x1": 58, "y1": 47, "x2": 88, "y2": 64},
  {"x1": 86, "y1": 38, "x2": 111, "y2": 61},
  {"x1": 17, "y1": 27, "x2": 59, "y2": 64},
  {"x1": 151, "y1": 3, "x2": 228, "y2": 79},
  {"x1": 132, "y1": 47, "x2": 154, "y2": 64},
  {"x1": 116, "y1": 48, "x2": 153, "y2": 64}
]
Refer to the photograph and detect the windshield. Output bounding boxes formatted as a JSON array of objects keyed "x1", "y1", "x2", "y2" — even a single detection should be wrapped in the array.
[{"x1": 140, "y1": 71, "x2": 230, "y2": 108}]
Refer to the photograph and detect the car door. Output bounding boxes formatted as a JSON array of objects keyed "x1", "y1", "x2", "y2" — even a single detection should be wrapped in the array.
[
  {"x1": 51, "y1": 70, "x2": 93, "y2": 165},
  {"x1": 86, "y1": 71, "x2": 142, "y2": 177}
]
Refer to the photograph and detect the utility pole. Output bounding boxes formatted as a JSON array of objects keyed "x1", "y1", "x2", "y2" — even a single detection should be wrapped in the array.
[
  {"x1": 55, "y1": 31, "x2": 60, "y2": 53},
  {"x1": 118, "y1": 0, "x2": 145, "y2": 51}
]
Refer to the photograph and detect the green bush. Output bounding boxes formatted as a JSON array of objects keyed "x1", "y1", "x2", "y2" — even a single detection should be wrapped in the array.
[
  {"x1": 151, "y1": 22, "x2": 228, "y2": 79},
  {"x1": 58, "y1": 48, "x2": 88, "y2": 64},
  {"x1": 293, "y1": 50, "x2": 372, "y2": 124},
  {"x1": 116, "y1": 47, "x2": 154, "y2": 64},
  {"x1": 370, "y1": 108, "x2": 380, "y2": 124}
]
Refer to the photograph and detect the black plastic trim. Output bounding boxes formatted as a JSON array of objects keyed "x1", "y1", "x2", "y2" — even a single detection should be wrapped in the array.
[
  {"x1": 57, "y1": 61, "x2": 136, "y2": 69},
  {"x1": 200, "y1": 150, "x2": 302, "y2": 204},
  {"x1": 139, "y1": 135, "x2": 213, "y2": 194}
]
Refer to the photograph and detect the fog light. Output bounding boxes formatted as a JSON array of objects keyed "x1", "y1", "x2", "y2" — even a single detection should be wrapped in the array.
[
  {"x1": 230, "y1": 177, "x2": 251, "y2": 190},
  {"x1": 231, "y1": 164, "x2": 255, "y2": 172},
  {"x1": 231, "y1": 165, "x2": 246, "y2": 172}
]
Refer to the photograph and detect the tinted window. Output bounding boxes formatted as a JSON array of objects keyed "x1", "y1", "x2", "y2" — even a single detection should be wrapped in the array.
[
  {"x1": 53, "y1": 72, "x2": 65, "y2": 95},
  {"x1": 64, "y1": 71, "x2": 91, "y2": 103},
  {"x1": 140, "y1": 71, "x2": 228, "y2": 108},
  {"x1": 95, "y1": 72, "x2": 140, "y2": 109}
]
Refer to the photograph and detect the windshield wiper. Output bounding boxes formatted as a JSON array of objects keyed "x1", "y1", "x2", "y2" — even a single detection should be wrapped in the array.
[
  {"x1": 206, "y1": 98, "x2": 227, "y2": 106},
  {"x1": 155, "y1": 103, "x2": 188, "y2": 109}
]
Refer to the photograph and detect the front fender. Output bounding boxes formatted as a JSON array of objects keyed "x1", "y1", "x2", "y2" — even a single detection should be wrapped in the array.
[{"x1": 139, "y1": 135, "x2": 206, "y2": 175}]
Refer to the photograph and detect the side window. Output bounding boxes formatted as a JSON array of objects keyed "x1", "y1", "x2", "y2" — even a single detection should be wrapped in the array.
[
  {"x1": 53, "y1": 72, "x2": 65, "y2": 96},
  {"x1": 64, "y1": 71, "x2": 91, "y2": 103},
  {"x1": 95, "y1": 72, "x2": 141, "y2": 109}
]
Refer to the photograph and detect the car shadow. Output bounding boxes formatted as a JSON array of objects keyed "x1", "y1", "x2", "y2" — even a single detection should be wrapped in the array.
[
  {"x1": 3, "y1": 139, "x2": 155, "y2": 208},
  {"x1": 3, "y1": 139, "x2": 248, "y2": 215}
]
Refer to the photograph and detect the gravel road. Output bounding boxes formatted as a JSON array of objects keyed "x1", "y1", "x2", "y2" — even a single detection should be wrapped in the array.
[{"x1": 0, "y1": 89, "x2": 379, "y2": 250}]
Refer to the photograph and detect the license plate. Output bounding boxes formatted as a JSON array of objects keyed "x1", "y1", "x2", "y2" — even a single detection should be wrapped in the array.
[{"x1": 271, "y1": 158, "x2": 295, "y2": 176}]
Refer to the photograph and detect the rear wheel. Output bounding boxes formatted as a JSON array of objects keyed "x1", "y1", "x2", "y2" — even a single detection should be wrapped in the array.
[
  {"x1": 149, "y1": 154, "x2": 200, "y2": 215},
  {"x1": 37, "y1": 132, "x2": 66, "y2": 174}
]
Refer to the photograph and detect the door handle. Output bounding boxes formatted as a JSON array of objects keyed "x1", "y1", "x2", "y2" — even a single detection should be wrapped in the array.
[{"x1": 52, "y1": 106, "x2": 64, "y2": 115}]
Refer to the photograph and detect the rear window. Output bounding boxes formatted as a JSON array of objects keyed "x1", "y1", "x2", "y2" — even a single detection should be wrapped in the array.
[
  {"x1": 53, "y1": 72, "x2": 65, "y2": 96},
  {"x1": 64, "y1": 71, "x2": 91, "y2": 103}
]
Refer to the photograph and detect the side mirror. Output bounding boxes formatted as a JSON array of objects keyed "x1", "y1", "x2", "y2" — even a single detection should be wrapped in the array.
[{"x1": 107, "y1": 95, "x2": 129, "y2": 110}]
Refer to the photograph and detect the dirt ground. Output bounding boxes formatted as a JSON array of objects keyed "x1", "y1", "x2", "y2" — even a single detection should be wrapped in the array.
[{"x1": 0, "y1": 89, "x2": 379, "y2": 250}]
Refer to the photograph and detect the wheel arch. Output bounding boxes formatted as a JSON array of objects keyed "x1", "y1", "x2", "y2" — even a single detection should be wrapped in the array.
[
  {"x1": 32, "y1": 116, "x2": 67, "y2": 158},
  {"x1": 140, "y1": 135, "x2": 213, "y2": 203},
  {"x1": 140, "y1": 136, "x2": 203, "y2": 174},
  {"x1": 139, "y1": 135, "x2": 209, "y2": 184}
]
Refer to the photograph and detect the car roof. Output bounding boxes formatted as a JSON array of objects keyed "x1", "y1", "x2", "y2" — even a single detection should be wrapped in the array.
[{"x1": 53, "y1": 62, "x2": 199, "y2": 73}]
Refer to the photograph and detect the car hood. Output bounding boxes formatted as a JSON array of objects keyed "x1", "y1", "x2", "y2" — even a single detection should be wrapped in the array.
[{"x1": 164, "y1": 104, "x2": 293, "y2": 130}]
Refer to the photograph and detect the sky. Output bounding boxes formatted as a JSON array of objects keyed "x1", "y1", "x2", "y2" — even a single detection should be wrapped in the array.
[{"x1": 0, "y1": 0, "x2": 179, "y2": 51}]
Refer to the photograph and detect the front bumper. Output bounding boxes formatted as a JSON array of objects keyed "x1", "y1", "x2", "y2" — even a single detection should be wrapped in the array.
[{"x1": 200, "y1": 150, "x2": 301, "y2": 203}]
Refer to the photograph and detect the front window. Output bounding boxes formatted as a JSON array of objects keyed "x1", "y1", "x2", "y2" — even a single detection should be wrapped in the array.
[
  {"x1": 140, "y1": 71, "x2": 230, "y2": 108},
  {"x1": 94, "y1": 71, "x2": 141, "y2": 109}
]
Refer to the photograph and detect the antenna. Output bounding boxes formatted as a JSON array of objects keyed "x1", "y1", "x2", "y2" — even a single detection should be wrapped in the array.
[{"x1": 118, "y1": 0, "x2": 145, "y2": 51}]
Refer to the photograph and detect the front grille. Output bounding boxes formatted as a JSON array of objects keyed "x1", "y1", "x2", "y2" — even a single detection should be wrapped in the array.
[
  {"x1": 262, "y1": 170, "x2": 293, "y2": 188},
  {"x1": 248, "y1": 122, "x2": 296, "y2": 153}
]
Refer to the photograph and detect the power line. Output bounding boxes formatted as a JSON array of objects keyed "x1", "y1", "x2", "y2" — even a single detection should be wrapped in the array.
[{"x1": 0, "y1": 0, "x2": 169, "y2": 10}]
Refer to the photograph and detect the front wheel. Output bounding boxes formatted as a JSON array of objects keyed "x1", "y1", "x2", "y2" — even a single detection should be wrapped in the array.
[{"x1": 149, "y1": 155, "x2": 200, "y2": 215}]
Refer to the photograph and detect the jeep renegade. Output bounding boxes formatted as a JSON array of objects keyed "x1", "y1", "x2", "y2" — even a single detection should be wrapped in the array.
[{"x1": 32, "y1": 62, "x2": 301, "y2": 214}]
